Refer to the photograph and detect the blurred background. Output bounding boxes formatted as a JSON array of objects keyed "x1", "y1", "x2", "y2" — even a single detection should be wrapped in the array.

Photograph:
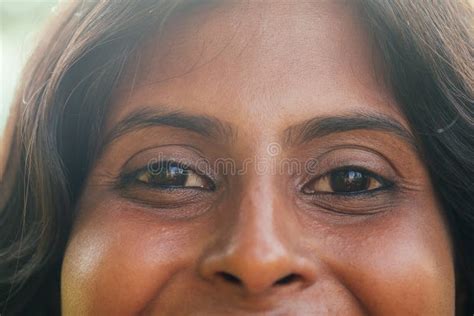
[{"x1": 1, "y1": 0, "x2": 57, "y2": 136}]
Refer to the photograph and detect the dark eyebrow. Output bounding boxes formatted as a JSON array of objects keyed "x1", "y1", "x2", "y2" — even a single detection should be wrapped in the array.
[
  {"x1": 102, "y1": 107, "x2": 235, "y2": 147},
  {"x1": 284, "y1": 112, "x2": 418, "y2": 150}
]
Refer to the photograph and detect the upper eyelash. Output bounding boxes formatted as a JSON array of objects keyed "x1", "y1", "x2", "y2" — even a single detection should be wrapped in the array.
[
  {"x1": 303, "y1": 166, "x2": 395, "y2": 196},
  {"x1": 322, "y1": 166, "x2": 391, "y2": 184},
  {"x1": 121, "y1": 160, "x2": 188, "y2": 179},
  {"x1": 117, "y1": 160, "x2": 215, "y2": 190},
  {"x1": 118, "y1": 162, "x2": 394, "y2": 196}
]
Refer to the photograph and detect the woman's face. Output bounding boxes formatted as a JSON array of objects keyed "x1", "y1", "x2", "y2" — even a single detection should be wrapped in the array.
[{"x1": 61, "y1": 2, "x2": 454, "y2": 315}]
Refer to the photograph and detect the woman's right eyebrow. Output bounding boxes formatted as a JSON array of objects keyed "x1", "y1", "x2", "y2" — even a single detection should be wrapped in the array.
[{"x1": 101, "y1": 106, "x2": 236, "y2": 147}]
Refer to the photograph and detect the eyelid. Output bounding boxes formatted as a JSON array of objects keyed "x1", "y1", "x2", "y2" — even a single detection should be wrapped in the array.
[
  {"x1": 116, "y1": 143, "x2": 220, "y2": 180},
  {"x1": 300, "y1": 144, "x2": 403, "y2": 180}
]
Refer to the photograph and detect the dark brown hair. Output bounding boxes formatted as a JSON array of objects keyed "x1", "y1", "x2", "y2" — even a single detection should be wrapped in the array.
[{"x1": 1, "y1": 1, "x2": 472, "y2": 315}]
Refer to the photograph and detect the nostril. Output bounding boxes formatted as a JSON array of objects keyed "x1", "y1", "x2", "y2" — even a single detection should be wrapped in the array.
[
  {"x1": 274, "y1": 273, "x2": 300, "y2": 286},
  {"x1": 217, "y1": 272, "x2": 242, "y2": 285}
]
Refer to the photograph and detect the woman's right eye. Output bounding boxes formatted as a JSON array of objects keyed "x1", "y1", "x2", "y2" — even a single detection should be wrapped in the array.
[{"x1": 132, "y1": 161, "x2": 215, "y2": 190}]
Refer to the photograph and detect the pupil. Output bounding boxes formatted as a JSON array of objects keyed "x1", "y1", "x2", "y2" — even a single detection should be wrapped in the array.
[
  {"x1": 330, "y1": 169, "x2": 369, "y2": 193},
  {"x1": 150, "y1": 162, "x2": 188, "y2": 186}
]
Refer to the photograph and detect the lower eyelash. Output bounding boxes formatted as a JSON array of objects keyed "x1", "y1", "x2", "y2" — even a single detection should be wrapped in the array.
[{"x1": 316, "y1": 182, "x2": 396, "y2": 197}]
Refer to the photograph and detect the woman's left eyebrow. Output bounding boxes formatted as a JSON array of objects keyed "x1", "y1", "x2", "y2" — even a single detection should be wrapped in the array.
[{"x1": 284, "y1": 112, "x2": 419, "y2": 151}]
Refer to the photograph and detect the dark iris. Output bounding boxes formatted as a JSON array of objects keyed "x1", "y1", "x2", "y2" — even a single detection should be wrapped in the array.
[
  {"x1": 329, "y1": 169, "x2": 370, "y2": 193},
  {"x1": 147, "y1": 162, "x2": 188, "y2": 187}
]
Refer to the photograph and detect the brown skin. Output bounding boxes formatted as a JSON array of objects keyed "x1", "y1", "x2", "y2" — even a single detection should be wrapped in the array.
[{"x1": 61, "y1": 1, "x2": 454, "y2": 315}]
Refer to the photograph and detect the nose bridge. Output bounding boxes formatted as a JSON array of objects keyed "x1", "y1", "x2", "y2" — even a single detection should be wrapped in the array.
[
  {"x1": 199, "y1": 174, "x2": 317, "y2": 295},
  {"x1": 231, "y1": 175, "x2": 287, "y2": 257}
]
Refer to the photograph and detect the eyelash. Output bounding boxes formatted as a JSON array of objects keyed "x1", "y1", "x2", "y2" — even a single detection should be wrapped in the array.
[
  {"x1": 118, "y1": 161, "x2": 394, "y2": 198},
  {"x1": 302, "y1": 166, "x2": 395, "y2": 197},
  {"x1": 118, "y1": 160, "x2": 216, "y2": 191}
]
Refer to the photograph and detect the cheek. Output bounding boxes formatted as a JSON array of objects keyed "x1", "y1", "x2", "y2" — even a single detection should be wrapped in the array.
[
  {"x1": 324, "y1": 202, "x2": 455, "y2": 314},
  {"x1": 60, "y1": 204, "x2": 201, "y2": 315},
  {"x1": 61, "y1": 182, "x2": 455, "y2": 314}
]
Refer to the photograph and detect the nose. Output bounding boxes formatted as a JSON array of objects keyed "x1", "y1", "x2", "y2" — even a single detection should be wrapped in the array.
[
  {"x1": 198, "y1": 180, "x2": 317, "y2": 296},
  {"x1": 199, "y1": 244, "x2": 317, "y2": 296}
]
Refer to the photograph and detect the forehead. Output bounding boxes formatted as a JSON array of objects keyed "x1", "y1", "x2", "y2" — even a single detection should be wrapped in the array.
[{"x1": 109, "y1": 0, "x2": 405, "y2": 135}]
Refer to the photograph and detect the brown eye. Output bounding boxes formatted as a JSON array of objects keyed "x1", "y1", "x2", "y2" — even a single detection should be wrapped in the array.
[
  {"x1": 136, "y1": 161, "x2": 214, "y2": 190},
  {"x1": 304, "y1": 168, "x2": 386, "y2": 194}
]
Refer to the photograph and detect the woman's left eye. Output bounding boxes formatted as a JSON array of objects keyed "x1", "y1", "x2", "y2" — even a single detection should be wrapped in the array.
[
  {"x1": 303, "y1": 168, "x2": 390, "y2": 194},
  {"x1": 133, "y1": 161, "x2": 214, "y2": 190}
]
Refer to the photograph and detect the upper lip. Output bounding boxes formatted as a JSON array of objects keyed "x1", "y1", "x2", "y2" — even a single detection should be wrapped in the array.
[{"x1": 208, "y1": 291, "x2": 289, "y2": 315}]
